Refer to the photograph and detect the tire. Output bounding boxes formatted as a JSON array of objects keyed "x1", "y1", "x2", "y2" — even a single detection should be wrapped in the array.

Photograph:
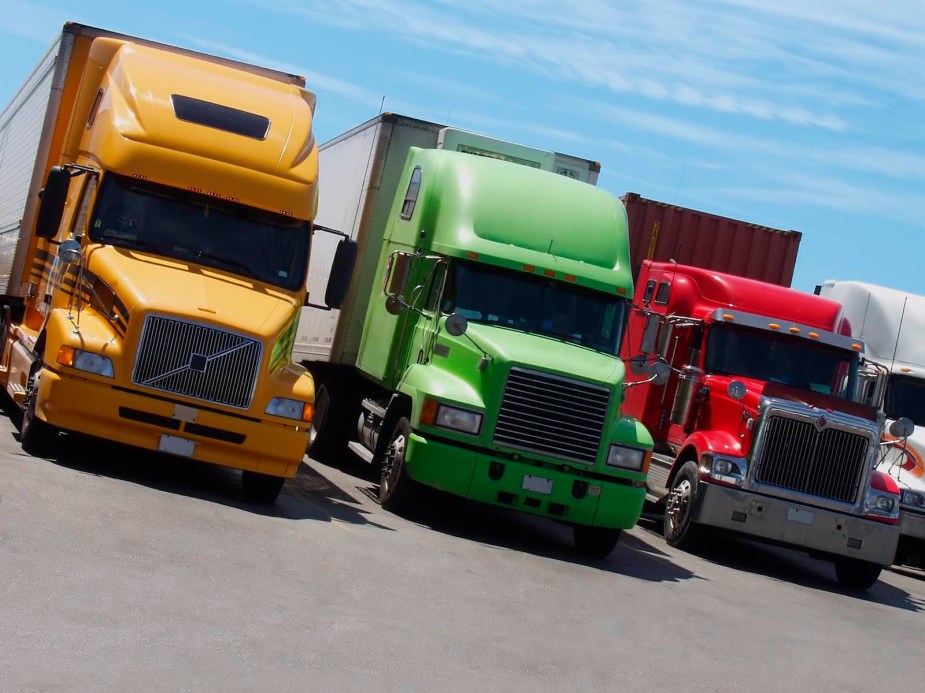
[
  {"x1": 241, "y1": 471, "x2": 285, "y2": 504},
  {"x1": 834, "y1": 558, "x2": 882, "y2": 590},
  {"x1": 573, "y1": 526, "x2": 622, "y2": 559},
  {"x1": 379, "y1": 417, "x2": 418, "y2": 514},
  {"x1": 20, "y1": 364, "x2": 58, "y2": 458},
  {"x1": 307, "y1": 383, "x2": 350, "y2": 462},
  {"x1": 663, "y1": 460, "x2": 707, "y2": 550}
]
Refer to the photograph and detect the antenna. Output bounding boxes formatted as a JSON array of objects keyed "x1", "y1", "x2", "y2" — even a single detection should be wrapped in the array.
[
  {"x1": 889, "y1": 296, "x2": 908, "y2": 375},
  {"x1": 378, "y1": 95, "x2": 385, "y2": 115}
]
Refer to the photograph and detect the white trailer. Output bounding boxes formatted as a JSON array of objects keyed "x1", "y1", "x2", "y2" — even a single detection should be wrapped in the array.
[
  {"x1": 293, "y1": 113, "x2": 600, "y2": 365},
  {"x1": 818, "y1": 280, "x2": 925, "y2": 567}
]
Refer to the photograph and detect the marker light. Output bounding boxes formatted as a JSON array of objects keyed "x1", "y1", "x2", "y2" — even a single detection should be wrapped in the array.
[{"x1": 789, "y1": 327, "x2": 800, "y2": 334}]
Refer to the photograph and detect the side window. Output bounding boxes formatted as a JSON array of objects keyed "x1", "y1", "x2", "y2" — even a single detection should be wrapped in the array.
[
  {"x1": 642, "y1": 279, "x2": 656, "y2": 303},
  {"x1": 425, "y1": 261, "x2": 447, "y2": 313},
  {"x1": 400, "y1": 167, "x2": 422, "y2": 220},
  {"x1": 654, "y1": 281, "x2": 671, "y2": 305}
]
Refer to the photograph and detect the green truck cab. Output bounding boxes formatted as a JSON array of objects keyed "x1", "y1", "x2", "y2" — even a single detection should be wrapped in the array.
[{"x1": 297, "y1": 115, "x2": 652, "y2": 557}]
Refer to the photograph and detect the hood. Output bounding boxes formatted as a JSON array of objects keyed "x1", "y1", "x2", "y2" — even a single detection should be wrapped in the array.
[
  {"x1": 466, "y1": 322, "x2": 624, "y2": 386},
  {"x1": 85, "y1": 245, "x2": 298, "y2": 337}
]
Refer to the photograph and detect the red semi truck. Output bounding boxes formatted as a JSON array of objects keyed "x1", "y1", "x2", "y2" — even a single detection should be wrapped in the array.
[{"x1": 621, "y1": 260, "x2": 902, "y2": 589}]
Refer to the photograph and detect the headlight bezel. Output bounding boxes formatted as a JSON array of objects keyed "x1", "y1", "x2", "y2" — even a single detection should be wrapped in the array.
[
  {"x1": 265, "y1": 396, "x2": 313, "y2": 422},
  {"x1": 606, "y1": 444, "x2": 650, "y2": 472},
  {"x1": 434, "y1": 403, "x2": 484, "y2": 436},
  {"x1": 57, "y1": 345, "x2": 114, "y2": 378},
  {"x1": 901, "y1": 490, "x2": 925, "y2": 509}
]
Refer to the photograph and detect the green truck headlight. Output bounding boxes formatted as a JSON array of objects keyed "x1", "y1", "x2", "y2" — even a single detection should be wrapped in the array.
[
  {"x1": 265, "y1": 397, "x2": 312, "y2": 422},
  {"x1": 57, "y1": 345, "x2": 114, "y2": 377},
  {"x1": 606, "y1": 444, "x2": 649, "y2": 472},
  {"x1": 435, "y1": 404, "x2": 483, "y2": 436}
]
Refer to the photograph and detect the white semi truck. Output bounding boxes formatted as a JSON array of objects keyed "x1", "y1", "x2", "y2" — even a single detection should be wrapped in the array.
[{"x1": 818, "y1": 280, "x2": 925, "y2": 567}]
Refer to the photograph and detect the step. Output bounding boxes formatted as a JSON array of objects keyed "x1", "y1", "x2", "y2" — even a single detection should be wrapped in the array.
[{"x1": 347, "y1": 440, "x2": 375, "y2": 464}]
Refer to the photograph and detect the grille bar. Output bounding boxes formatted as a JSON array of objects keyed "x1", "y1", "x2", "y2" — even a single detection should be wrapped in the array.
[
  {"x1": 132, "y1": 316, "x2": 262, "y2": 409},
  {"x1": 493, "y1": 368, "x2": 610, "y2": 464},
  {"x1": 753, "y1": 414, "x2": 869, "y2": 504}
]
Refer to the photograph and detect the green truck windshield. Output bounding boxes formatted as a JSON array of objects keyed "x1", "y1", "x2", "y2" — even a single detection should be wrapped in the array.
[
  {"x1": 705, "y1": 324, "x2": 858, "y2": 398},
  {"x1": 440, "y1": 259, "x2": 626, "y2": 355},
  {"x1": 89, "y1": 173, "x2": 310, "y2": 291}
]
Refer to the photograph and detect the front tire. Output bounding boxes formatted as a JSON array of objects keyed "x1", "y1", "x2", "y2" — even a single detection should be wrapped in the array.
[
  {"x1": 664, "y1": 460, "x2": 707, "y2": 550},
  {"x1": 834, "y1": 558, "x2": 882, "y2": 590},
  {"x1": 241, "y1": 471, "x2": 285, "y2": 504},
  {"x1": 20, "y1": 365, "x2": 58, "y2": 458},
  {"x1": 379, "y1": 417, "x2": 418, "y2": 514},
  {"x1": 307, "y1": 383, "x2": 351, "y2": 463},
  {"x1": 573, "y1": 526, "x2": 622, "y2": 559}
]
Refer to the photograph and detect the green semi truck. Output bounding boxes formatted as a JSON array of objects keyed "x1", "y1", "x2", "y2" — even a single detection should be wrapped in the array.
[{"x1": 294, "y1": 114, "x2": 653, "y2": 556}]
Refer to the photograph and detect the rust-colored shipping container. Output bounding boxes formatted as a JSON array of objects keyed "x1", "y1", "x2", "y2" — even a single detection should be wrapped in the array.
[{"x1": 621, "y1": 192, "x2": 801, "y2": 287}]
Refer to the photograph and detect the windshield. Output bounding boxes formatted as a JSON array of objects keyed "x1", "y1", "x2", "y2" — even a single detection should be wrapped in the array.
[
  {"x1": 885, "y1": 376, "x2": 925, "y2": 426},
  {"x1": 440, "y1": 259, "x2": 627, "y2": 355},
  {"x1": 89, "y1": 174, "x2": 310, "y2": 291},
  {"x1": 705, "y1": 324, "x2": 858, "y2": 399}
]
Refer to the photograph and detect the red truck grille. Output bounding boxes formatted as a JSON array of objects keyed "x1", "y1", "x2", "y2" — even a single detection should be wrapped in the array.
[
  {"x1": 752, "y1": 414, "x2": 870, "y2": 504},
  {"x1": 493, "y1": 368, "x2": 610, "y2": 464}
]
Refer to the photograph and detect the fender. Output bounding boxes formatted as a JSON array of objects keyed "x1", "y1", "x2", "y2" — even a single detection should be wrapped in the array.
[{"x1": 666, "y1": 429, "x2": 745, "y2": 488}]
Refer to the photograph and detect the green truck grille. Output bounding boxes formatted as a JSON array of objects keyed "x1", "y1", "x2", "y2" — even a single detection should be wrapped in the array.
[{"x1": 493, "y1": 367, "x2": 609, "y2": 464}]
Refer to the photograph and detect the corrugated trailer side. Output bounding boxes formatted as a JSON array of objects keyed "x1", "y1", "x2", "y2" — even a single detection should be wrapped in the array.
[
  {"x1": 621, "y1": 192, "x2": 802, "y2": 287},
  {"x1": 0, "y1": 35, "x2": 63, "y2": 295}
]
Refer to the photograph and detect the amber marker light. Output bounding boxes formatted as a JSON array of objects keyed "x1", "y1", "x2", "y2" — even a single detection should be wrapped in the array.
[
  {"x1": 466, "y1": 252, "x2": 479, "y2": 259},
  {"x1": 852, "y1": 343, "x2": 862, "y2": 351},
  {"x1": 56, "y1": 345, "x2": 75, "y2": 367},
  {"x1": 616, "y1": 287, "x2": 627, "y2": 295},
  {"x1": 523, "y1": 264, "x2": 536, "y2": 272},
  {"x1": 420, "y1": 398, "x2": 439, "y2": 426},
  {"x1": 565, "y1": 274, "x2": 576, "y2": 282},
  {"x1": 808, "y1": 332, "x2": 820, "y2": 339},
  {"x1": 901, "y1": 367, "x2": 912, "y2": 373},
  {"x1": 543, "y1": 269, "x2": 556, "y2": 277},
  {"x1": 723, "y1": 314, "x2": 734, "y2": 321},
  {"x1": 302, "y1": 404, "x2": 314, "y2": 423},
  {"x1": 769, "y1": 323, "x2": 780, "y2": 330},
  {"x1": 790, "y1": 327, "x2": 801, "y2": 334}
]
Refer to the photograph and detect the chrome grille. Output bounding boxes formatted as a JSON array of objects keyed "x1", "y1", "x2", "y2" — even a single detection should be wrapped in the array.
[
  {"x1": 132, "y1": 316, "x2": 262, "y2": 409},
  {"x1": 753, "y1": 414, "x2": 869, "y2": 503},
  {"x1": 493, "y1": 368, "x2": 610, "y2": 464}
]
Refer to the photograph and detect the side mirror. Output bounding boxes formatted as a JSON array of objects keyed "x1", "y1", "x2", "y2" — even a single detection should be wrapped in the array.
[
  {"x1": 640, "y1": 313, "x2": 661, "y2": 354},
  {"x1": 36, "y1": 166, "x2": 71, "y2": 240},
  {"x1": 445, "y1": 313, "x2": 468, "y2": 337},
  {"x1": 57, "y1": 239, "x2": 82, "y2": 265},
  {"x1": 385, "y1": 296, "x2": 404, "y2": 316},
  {"x1": 890, "y1": 417, "x2": 915, "y2": 439},
  {"x1": 648, "y1": 361, "x2": 670, "y2": 386},
  {"x1": 323, "y1": 239, "x2": 357, "y2": 310}
]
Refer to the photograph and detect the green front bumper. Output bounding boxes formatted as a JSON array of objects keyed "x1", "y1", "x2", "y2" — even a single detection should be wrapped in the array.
[{"x1": 404, "y1": 430, "x2": 645, "y2": 529}]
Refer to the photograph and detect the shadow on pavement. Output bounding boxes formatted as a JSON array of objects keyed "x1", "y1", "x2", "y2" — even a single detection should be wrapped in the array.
[
  {"x1": 637, "y1": 512, "x2": 924, "y2": 612},
  {"x1": 12, "y1": 422, "x2": 391, "y2": 529},
  {"x1": 350, "y1": 480, "x2": 699, "y2": 584}
]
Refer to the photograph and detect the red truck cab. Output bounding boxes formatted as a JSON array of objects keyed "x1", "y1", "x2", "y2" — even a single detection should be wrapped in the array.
[{"x1": 622, "y1": 261, "x2": 900, "y2": 589}]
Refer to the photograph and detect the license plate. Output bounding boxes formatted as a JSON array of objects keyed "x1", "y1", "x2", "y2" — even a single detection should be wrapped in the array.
[
  {"x1": 522, "y1": 474, "x2": 553, "y2": 495},
  {"x1": 159, "y1": 434, "x2": 196, "y2": 457},
  {"x1": 786, "y1": 507, "x2": 814, "y2": 525}
]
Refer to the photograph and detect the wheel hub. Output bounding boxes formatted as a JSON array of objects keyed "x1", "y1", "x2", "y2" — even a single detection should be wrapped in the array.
[{"x1": 666, "y1": 479, "x2": 692, "y2": 534}]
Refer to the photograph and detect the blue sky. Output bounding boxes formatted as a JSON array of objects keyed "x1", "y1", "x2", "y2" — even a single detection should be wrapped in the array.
[{"x1": 2, "y1": 0, "x2": 923, "y2": 294}]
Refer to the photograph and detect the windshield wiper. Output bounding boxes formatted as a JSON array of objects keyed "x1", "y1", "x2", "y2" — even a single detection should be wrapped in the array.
[
  {"x1": 193, "y1": 250, "x2": 255, "y2": 278},
  {"x1": 105, "y1": 237, "x2": 160, "y2": 253}
]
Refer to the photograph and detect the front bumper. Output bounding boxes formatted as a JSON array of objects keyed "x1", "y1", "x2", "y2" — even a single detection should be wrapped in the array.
[
  {"x1": 36, "y1": 367, "x2": 307, "y2": 478},
  {"x1": 694, "y1": 482, "x2": 899, "y2": 565},
  {"x1": 900, "y1": 506, "x2": 925, "y2": 541},
  {"x1": 403, "y1": 431, "x2": 646, "y2": 529}
]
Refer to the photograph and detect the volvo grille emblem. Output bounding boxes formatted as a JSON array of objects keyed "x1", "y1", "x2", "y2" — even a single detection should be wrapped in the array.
[{"x1": 189, "y1": 354, "x2": 208, "y2": 373}]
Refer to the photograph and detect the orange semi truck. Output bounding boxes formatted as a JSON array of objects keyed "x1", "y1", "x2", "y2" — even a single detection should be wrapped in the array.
[{"x1": 0, "y1": 23, "x2": 349, "y2": 502}]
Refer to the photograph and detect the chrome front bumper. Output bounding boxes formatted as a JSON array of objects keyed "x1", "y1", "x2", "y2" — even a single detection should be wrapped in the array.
[
  {"x1": 900, "y1": 507, "x2": 925, "y2": 541},
  {"x1": 694, "y1": 482, "x2": 898, "y2": 565}
]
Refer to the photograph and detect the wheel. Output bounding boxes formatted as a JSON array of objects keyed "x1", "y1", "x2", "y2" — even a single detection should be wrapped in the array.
[
  {"x1": 307, "y1": 383, "x2": 350, "y2": 462},
  {"x1": 20, "y1": 365, "x2": 58, "y2": 457},
  {"x1": 663, "y1": 460, "x2": 707, "y2": 550},
  {"x1": 834, "y1": 558, "x2": 882, "y2": 590},
  {"x1": 573, "y1": 526, "x2": 622, "y2": 559},
  {"x1": 379, "y1": 417, "x2": 418, "y2": 514},
  {"x1": 241, "y1": 471, "x2": 285, "y2": 504}
]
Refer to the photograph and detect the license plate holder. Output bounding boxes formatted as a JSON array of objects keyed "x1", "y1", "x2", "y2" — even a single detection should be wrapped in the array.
[
  {"x1": 522, "y1": 474, "x2": 553, "y2": 495},
  {"x1": 159, "y1": 434, "x2": 196, "y2": 457},
  {"x1": 786, "y1": 506, "x2": 814, "y2": 525}
]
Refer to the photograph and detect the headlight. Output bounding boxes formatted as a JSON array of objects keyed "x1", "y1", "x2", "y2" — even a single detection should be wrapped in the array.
[
  {"x1": 435, "y1": 404, "x2": 483, "y2": 435},
  {"x1": 606, "y1": 444, "x2": 649, "y2": 472},
  {"x1": 56, "y1": 346, "x2": 114, "y2": 377},
  {"x1": 902, "y1": 490, "x2": 925, "y2": 508},
  {"x1": 266, "y1": 397, "x2": 312, "y2": 422},
  {"x1": 704, "y1": 453, "x2": 748, "y2": 488}
]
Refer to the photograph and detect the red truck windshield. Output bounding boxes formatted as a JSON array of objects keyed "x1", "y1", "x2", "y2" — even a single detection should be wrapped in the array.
[
  {"x1": 89, "y1": 173, "x2": 310, "y2": 291},
  {"x1": 440, "y1": 259, "x2": 626, "y2": 356},
  {"x1": 705, "y1": 324, "x2": 858, "y2": 399}
]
